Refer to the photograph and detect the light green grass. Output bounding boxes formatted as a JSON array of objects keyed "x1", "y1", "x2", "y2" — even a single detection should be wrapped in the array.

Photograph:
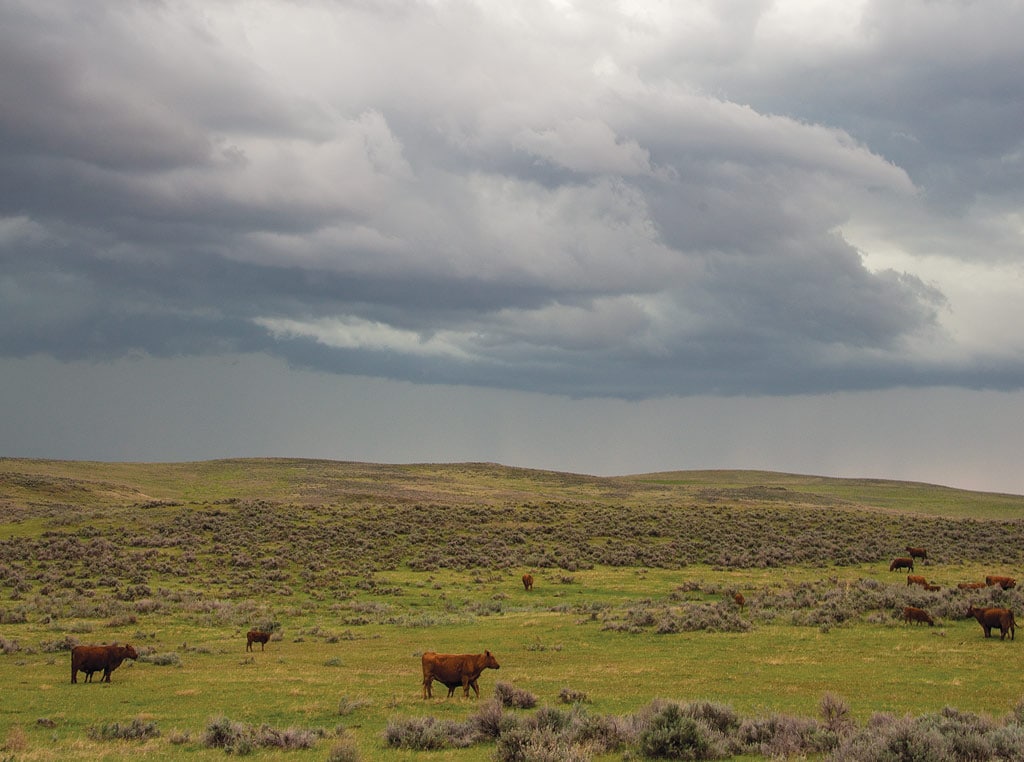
[{"x1": 3, "y1": 566, "x2": 1023, "y2": 760}]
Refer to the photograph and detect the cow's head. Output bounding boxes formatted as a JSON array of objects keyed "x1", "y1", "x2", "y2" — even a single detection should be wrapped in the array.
[
  {"x1": 484, "y1": 650, "x2": 500, "y2": 669},
  {"x1": 123, "y1": 644, "x2": 138, "y2": 660}
]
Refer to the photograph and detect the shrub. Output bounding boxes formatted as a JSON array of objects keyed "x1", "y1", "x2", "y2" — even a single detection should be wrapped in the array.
[
  {"x1": 636, "y1": 702, "x2": 727, "y2": 760},
  {"x1": 337, "y1": 696, "x2": 369, "y2": 716},
  {"x1": 139, "y1": 652, "x2": 181, "y2": 667},
  {"x1": 87, "y1": 717, "x2": 160, "y2": 741},
  {"x1": 472, "y1": 698, "x2": 514, "y2": 739},
  {"x1": 495, "y1": 681, "x2": 538, "y2": 709},
  {"x1": 820, "y1": 693, "x2": 855, "y2": 735},
  {"x1": 559, "y1": 687, "x2": 590, "y2": 704},
  {"x1": 201, "y1": 715, "x2": 319, "y2": 754},
  {"x1": 383, "y1": 716, "x2": 477, "y2": 750},
  {"x1": 493, "y1": 725, "x2": 595, "y2": 762},
  {"x1": 326, "y1": 730, "x2": 362, "y2": 762},
  {"x1": 829, "y1": 715, "x2": 951, "y2": 762}
]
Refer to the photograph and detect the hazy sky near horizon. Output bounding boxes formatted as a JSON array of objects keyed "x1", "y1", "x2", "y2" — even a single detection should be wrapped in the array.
[{"x1": 2, "y1": 1, "x2": 1023, "y2": 494}]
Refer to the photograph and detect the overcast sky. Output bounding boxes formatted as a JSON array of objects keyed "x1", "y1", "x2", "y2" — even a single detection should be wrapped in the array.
[{"x1": 2, "y1": 0, "x2": 1023, "y2": 495}]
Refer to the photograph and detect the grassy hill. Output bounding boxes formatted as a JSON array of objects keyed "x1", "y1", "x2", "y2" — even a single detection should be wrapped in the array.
[{"x1": 2, "y1": 458, "x2": 1024, "y2": 760}]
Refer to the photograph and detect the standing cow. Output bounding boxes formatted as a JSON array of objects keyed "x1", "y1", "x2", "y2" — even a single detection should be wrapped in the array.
[
  {"x1": 889, "y1": 557, "x2": 914, "y2": 572},
  {"x1": 246, "y1": 630, "x2": 272, "y2": 651},
  {"x1": 71, "y1": 644, "x2": 138, "y2": 683},
  {"x1": 522, "y1": 574, "x2": 534, "y2": 591},
  {"x1": 905, "y1": 546, "x2": 928, "y2": 561},
  {"x1": 421, "y1": 650, "x2": 500, "y2": 699},
  {"x1": 985, "y1": 575, "x2": 1017, "y2": 590},
  {"x1": 906, "y1": 575, "x2": 928, "y2": 587},
  {"x1": 967, "y1": 606, "x2": 1016, "y2": 641}
]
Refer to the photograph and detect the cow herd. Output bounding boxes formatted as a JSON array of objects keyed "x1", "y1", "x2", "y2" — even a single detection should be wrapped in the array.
[
  {"x1": 891, "y1": 545, "x2": 1017, "y2": 641},
  {"x1": 69, "y1": 558, "x2": 1019, "y2": 689}
]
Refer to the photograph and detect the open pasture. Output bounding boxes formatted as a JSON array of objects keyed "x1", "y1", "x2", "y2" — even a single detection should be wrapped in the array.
[{"x1": 2, "y1": 458, "x2": 1024, "y2": 759}]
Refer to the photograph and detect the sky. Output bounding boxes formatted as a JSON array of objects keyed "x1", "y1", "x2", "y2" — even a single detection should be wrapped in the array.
[{"x1": 2, "y1": 0, "x2": 1023, "y2": 495}]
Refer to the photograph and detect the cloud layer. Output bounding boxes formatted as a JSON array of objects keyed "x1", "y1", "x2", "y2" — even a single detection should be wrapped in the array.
[{"x1": 2, "y1": 0, "x2": 1022, "y2": 398}]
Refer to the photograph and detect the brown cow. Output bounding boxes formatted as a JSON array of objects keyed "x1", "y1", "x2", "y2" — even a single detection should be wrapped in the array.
[
  {"x1": 903, "y1": 606, "x2": 935, "y2": 626},
  {"x1": 985, "y1": 575, "x2": 1017, "y2": 590},
  {"x1": 906, "y1": 575, "x2": 928, "y2": 587},
  {"x1": 732, "y1": 592, "x2": 745, "y2": 610},
  {"x1": 923, "y1": 584, "x2": 941, "y2": 592},
  {"x1": 889, "y1": 557, "x2": 914, "y2": 572},
  {"x1": 522, "y1": 574, "x2": 534, "y2": 591},
  {"x1": 967, "y1": 606, "x2": 1016, "y2": 640},
  {"x1": 71, "y1": 644, "x2": 138, "y2": 683},
  {"x1": 421, "y1": 650, "x2": 500, "y2": 699},
  {"x1": 905, "y1": 546, "x2": 928, "y2": 561},
  {"x1": 958, "y1": 582, "x2": 987, "y2": 590},
  {"x1": 246, "y1": 630, "x2": 272, "y2": 651}
]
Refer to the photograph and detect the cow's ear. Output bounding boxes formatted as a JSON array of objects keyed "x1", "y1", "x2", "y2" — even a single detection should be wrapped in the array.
[{"x1": 485, "y1": 650, "x2": 491, "y2": 656}]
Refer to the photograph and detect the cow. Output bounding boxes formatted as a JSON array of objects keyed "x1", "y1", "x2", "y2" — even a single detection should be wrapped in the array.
[
  {"x1": 967, "y1": 606, "x2": 1016, "y2": 641},
  {"x1": 70, "y1": 644, "x2": 138, "y2": 684},
  {"x1": 958, "y1": 582, "x2": 987, "y2": 590},
  {"x1": 906, "y1": 575, "x2": 928, "y2": 587},
  {"x1": 246, "y1": 630, "x2": 272, "y2": 651},
  {"x1": 732, "y1": 592, "x2": 745, "y2": 610},
  {"x1": 889, "y1": 557, "x2": 914, "y2": 572},
  {"x1": 924, "y1": 584, "x2": 941, "y2": 592},
  {"x1": 903, "y1": 606, "x2": 935, "y2": 626},
  {"x1": 905, "y1": 546, "x2": 928, "y2": 561},
  {"x1": 522, "y1": 574, "x2": 534, "y2": 591},
  {"x1": 421, "y1": 650, "x2": 500, "y2": 699},
  {"x1": 985, "y1": 575, "x2": 1017, "y2": 590}
]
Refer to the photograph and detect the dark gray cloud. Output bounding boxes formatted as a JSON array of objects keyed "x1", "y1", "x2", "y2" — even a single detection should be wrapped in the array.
[{"x1": 1, "y1": 0, "x2": 1022, "y2": 400}]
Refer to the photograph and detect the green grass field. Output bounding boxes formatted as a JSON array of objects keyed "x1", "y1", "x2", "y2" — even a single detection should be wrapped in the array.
[{"x1": 2, "y1": 458, "x2": 1024, "y2": 759}]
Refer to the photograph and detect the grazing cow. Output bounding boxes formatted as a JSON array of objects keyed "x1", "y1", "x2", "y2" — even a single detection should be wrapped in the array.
[
  {"x1": 903, "y1": 606, "x2": 935, "y2": 626},
  {"x1": 732, "y1": 592, "x2": 745, "y2": 610},
  {"x1": 522, "y1": 574, "x2": 534, "y2": 591},
  {"x1": 421, "y1": 650, "x2": 500, "y2": 699},
  {"x1": 905, "y1": 546, "x2": 928, "y2": 561},
  {"x1": 906, "y1": 575, "x2": 928, "y2": 587},
  {"x1": 967, "y1": 606, "x2": 1016, "y2": 640},
  {"x1": 924, "y1": 584, "x2": 941, "y2": 592},
  {"x1": 958, "y1": 582, "x2": 987, "y2": 590},
  {"x1": 71, "y1": 644, "x2": 138, "y2": 684},
  {"x1": 889, "y1": 557, "x2": 914, "y2": 572},
  {"x1": 985, "y1": 575, "x2": 1017, "y2": 590},
  {"x1": 246, "y1": 630, "x2": 272, "y2": 651}
]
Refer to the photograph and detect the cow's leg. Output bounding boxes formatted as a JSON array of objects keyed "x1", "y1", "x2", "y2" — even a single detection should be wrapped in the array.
[
  {"x1": 470, "y1": 679, "x2": 480, "y2": 698},
  {"x1": 462, "y1": 676, "x2": 471, "y2": 697},
  {"x1": 71, "y1": 667, "x2": 78, "y2": 684},
  {"x1": 422, "y1": 678, "x2": 432, "y2": 699}
]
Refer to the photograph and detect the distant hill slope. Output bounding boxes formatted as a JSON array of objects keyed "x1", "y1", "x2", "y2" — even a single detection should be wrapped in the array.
[{"x1": 2, "y1": 457, "x2": 1022, "y2": 520}]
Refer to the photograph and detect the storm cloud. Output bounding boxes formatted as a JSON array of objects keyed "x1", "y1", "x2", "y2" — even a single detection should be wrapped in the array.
[{"x1": 5, "y1": 0, "x2": 1021, "y2": 400}]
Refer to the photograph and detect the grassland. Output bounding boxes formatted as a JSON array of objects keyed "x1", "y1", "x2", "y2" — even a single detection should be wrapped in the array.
[{"x1": 2, "y1": 458, "x2": 1024, "y2": 760}]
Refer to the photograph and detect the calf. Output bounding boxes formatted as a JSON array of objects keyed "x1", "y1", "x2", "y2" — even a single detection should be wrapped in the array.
[
  {"x1": 905, "y1": 546, "x2": 928, "y2": 561},
  {"x1": 71, "y1": 644, "x2": 138, "y2": 684},
  {"x1": 889, "y1": 557, "x2": 914, "y2": 572},
  {"x1": 732, "y1": 592, "x2": 745, "y2": 610},
  {"x1": 967, "y1": 606, "x2": 1016, "y2": 641},
  {"x1": 958, "y1": 582, "x2": 986, "y2": 590},
  {"x1": 422, "y1": 650, "x2": 500, "y2": 699},
  {"x1": 522, "y1": 574, "x2": 534, "y2": 591},
  {"x1": 906, "y1": 575, "x2": 928, "y2": 587},
  {"x1": 246, "y1": 630, "x2": 272, "y2": 651},
  {"x1": 903, "y1": 606, "x2": 934, "y2": 626}
]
